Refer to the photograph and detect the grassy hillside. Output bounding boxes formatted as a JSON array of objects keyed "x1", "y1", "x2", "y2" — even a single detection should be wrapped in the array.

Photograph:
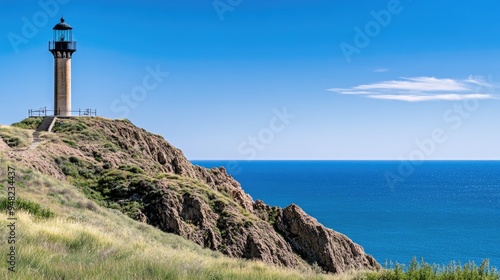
[
  {"x1": 0, "y1": 119, "x2": 498, "y2": 279},
  {"x1": 0, "y1": 159, "x2": 339, "y2": 280}
]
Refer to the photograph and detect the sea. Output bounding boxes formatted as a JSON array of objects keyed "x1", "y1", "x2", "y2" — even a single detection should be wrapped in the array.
[{"x1": 192, "y1": 160, "x2": 500, "y2": 268}]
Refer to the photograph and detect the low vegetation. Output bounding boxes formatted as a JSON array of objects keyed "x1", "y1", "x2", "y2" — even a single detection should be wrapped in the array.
[
  {"x1": 0, "y1": 126, "x2": 31, "y2": 148},
  {"x1": 11, "y1": 117, "x2": 43, "y2": 130},
  {"x1": 0, "y1": 120, "x2": 497, "y2": 279},
  {"x1": 0, "y1": 197, "x2": 54, "y2": 218},
  {"x1": 0, "y1": 159, "x2": 336, "y2": 279},
  {"x1": 364, "y1": 258, "x2": 499, "y2": 280}
]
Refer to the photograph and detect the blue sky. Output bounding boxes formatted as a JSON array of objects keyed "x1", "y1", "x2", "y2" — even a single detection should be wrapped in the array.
[{"x1": 1, "y1": 0, "x2": 500, "y2": 160}]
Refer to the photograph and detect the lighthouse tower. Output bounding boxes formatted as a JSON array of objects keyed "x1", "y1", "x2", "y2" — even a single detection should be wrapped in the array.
[{"x1": 49, "y1": 18, "x2": 76, "y2": 116}]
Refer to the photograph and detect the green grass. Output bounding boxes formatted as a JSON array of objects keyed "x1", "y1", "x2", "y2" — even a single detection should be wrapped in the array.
[
  {"x1": 0, "y1": 159, "x2": 334, "y2": 280},
  {"x1": 11, "y1": 117, "x2": 43, "y2": 130},
  {"x1": 1, "y1": 120, "x2": 498, "y2": 279},
  {"x1": 2, "y1": 212, "x2": 334, "y2": 280},
  {"x1": 118, "y1": 164, "x2": 144, "y2": 174},
  {"x1": 52, "y1": 119, "x2": 89, "y2": 133},
  {"x1": 62, "y1": 138, "x2": 77, "y2": 147},
  {"x1": 0, "y1": 197, "x2": 54, "y2": 218},
  {"x1": 363, "y1": 258, "x2": 499, "y2": 280},
  {"x1": 0, "y1": 126, "x2": 31, "y2": 148},
  {"x1": 51, "y1": 149, "x2": 252, "y2": 223}
]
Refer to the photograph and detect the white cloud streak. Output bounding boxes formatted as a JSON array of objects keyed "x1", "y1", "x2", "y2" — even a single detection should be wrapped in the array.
[
  {"x1": 369, "y1": 94, "x2": 492, "y2": 102},
  {"x1": 328, "y1": 76, "x2": 497, "y2": 102}
]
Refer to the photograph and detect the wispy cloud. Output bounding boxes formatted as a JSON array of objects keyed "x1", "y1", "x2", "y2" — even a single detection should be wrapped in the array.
[
  {"x1": 373, "y1": 68, "x2": 390, "y2": 73},
  {"x1": 328, "y1": 76, "x2": 497, "y2": 102},
  {"x1": 369, "y1": 94, "x2": 492, "y2": 102}
]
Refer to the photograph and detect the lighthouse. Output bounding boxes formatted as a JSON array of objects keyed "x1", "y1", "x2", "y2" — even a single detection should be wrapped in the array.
[{"x1": 49, "y1": 18, "x2": 76, "y2": 116}]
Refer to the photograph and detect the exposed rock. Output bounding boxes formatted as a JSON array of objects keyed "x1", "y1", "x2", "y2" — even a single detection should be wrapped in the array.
[
  {"x1": 276, "y1": 204, "x2": 381, "y2": 273},
  {"x1": 1, "y1": 117, "x2": 381, "y2": 274},
  {"x1": 253, "y1": 200, "x2": 273, "y2": 221},
  {"x1": 135, "y1": 209, "x2": 149, "y2": 223},
  {"x1": 194, "y1": 166, "x2": 255, "y2": 213},
  {"x1": 143, "y1": 183, "x2": 302, "y2": 268}
]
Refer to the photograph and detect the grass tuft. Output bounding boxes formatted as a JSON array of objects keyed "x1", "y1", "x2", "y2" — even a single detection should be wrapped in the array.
[
  {"x1": 11, "y1": 117, "x2": 43, "y2": 130},
  {"x1": 363, "y1": 258, "x2": 499, "y2": 280},
  {"x1": 0, "y1": 126, "x2": 31, "y2": 148},
  {"x1": 0, "y1": 197, "x2": 54, "y2": 218},
  {"x1": 0, "y1": 160, "x2": 335, "y2": 280}
]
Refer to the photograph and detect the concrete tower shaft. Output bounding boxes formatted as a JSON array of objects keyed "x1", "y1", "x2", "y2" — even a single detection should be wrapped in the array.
[{"x1": 54, "y1": 55, "x2": 72, "y2": 116}]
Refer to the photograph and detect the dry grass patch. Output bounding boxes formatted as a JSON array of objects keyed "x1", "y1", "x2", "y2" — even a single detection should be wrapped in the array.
[
  {"x1": 0, "y1": 159, "x2": 341, "y2": 279},
  {"x1": 0, "y1": 126, "x2": 31, "y2": 149}
]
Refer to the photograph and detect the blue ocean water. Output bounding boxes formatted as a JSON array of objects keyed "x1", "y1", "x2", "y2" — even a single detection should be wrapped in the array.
[{"x1": 192, "y1": 161, "x2": 500, "y2": 268}]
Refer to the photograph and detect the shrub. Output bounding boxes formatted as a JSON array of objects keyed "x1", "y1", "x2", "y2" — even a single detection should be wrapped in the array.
[
  {"x1": 11, "y1": 117, "x2": 43, "y2": 130},
  {"x1": 53, "y1": 120, "x2": 88, "y2": 133},
  {"x1": 55, "y1": 156, "x2": 100, "y2": 182},
  {"x1": 118, "y1": 164, "x2": 144, "y2": 174},
  {"x1": 369, "y1": 258, "x2": 500, "y2": 280},
  {"x1": 0, "y1": 127, "x2": 30, "y2": 148},
  {"x1": 85, "y1": 200, "x2": 99, "y2": 211},
  {"x1": 243, "y1": 220, "x2": 253, "y2": 228},
  {"x1": 96, "y1": 170, "x2": 128, "y2": 195},
  {"x1": 92, "y1": 151, "x2": 104, "y2": 162},
  {"x1": 0, "y1": 197, "x2": 54, "y2": 218},
  {"x1": 62, "y1": 138, "x2": 77, "y2": 147},
  {"x1": 61, "y1": 164, "x2": 79, "y2": 177},
  {"x1": 103, "y1": 142, "x2": 117, "y2": 152},
  {"x1": 121, "y1": 201, "x2": 143, "y2": 218},
  {"x1": 69, "y1": 156, "x2": 81, "y2": 164}
]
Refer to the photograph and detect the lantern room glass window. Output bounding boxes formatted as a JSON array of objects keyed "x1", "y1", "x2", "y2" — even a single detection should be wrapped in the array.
[{"x1": 54, "y1": 29, "x2": 72, "y2": 42}]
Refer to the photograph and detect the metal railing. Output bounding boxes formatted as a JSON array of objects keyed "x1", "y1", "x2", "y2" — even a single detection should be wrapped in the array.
[
  {"x1": 49, "y1": 41, "x2": 77, "y2": 51},
  {"x1": 28, "y1": 107, "x2": 97, "y2": 117}
]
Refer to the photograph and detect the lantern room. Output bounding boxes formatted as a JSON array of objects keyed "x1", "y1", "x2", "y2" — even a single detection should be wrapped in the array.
[{"x1": 49, "y1": 18, "x2": 76, "y2": 52}]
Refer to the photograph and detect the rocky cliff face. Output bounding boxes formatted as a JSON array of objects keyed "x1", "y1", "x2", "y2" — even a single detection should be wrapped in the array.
[
  {"x1": 2, "y1": 117, "x2": 381, "y2": 273},
  {"x1": 276, "y1": 205, "x2": 380, "y2": 274}
]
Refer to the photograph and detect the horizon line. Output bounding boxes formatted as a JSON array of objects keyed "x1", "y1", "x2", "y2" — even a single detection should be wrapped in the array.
[{"x1": 190, "y1": 159, "x2": 500, "y2": 161}]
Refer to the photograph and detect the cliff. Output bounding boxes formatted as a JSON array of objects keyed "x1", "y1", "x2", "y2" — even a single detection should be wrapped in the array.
[{"x1": 1, "y1": 117, "x2": 380, "y2": 274}]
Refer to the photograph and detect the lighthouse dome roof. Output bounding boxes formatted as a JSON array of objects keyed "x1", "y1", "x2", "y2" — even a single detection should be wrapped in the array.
[{"x1": 53, "y1": 18, "x2": 72, "y2": 30}]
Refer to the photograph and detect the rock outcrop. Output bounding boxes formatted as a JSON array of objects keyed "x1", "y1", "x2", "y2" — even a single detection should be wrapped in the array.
[
  {"x1": 276, "y1": 204, "x2": 380, "y2": 273},
  {"x1": 143, "y1": 180, "x2": 303, "y2": 268},
  {"x1": 1, "y1": 117, "x2": 381, "y2": 274},
  {"x1": 0, "y1": 139, "x2": 9, "y2": 151}
]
